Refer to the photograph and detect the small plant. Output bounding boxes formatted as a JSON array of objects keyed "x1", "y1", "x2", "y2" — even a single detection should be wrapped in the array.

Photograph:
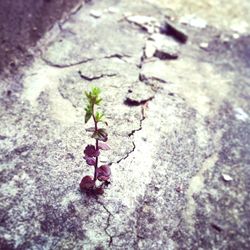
[{"x1": 80, "y1": 87, "x2": 111, "y2": 195}]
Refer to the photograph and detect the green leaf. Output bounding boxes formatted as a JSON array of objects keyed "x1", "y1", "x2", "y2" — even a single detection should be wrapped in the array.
[
  {"x1": 95, "y1": 112, "x2": 104, "y2": 122},
  {"x1": 92, "y1": 87, "x2": 101, "y2": 97},
  {"x1": 84, "y1": 91, "x2": 91, "y2": 100},
  {"x1": 95, "y1": 98, "x2": 102, "y2": 105},
  {"x1": 85, "y1": 111, "x2": 92, "y2": 124}
]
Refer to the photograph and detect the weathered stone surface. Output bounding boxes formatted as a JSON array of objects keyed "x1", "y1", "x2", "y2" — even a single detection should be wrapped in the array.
[
  {"x1": 0, "y1": 0, "x2": 250, "y2": 249},
  {"x1": 150, "y1": 33, "x2": 180, "y2": 59},
  {"x1": 125, "y1": 81, "x2": 155, "y2": 106},
  {"x1": 126, "y1": 15, "x2": 160, "y2": 34},
  {"x1": 140, "y1": 60, "x2": 169, "y2": 83},
  {"x1": 0, "y1": 0, "x2": 83, "y2": 73},
  {"x1": 144, "y1": 40, "x2": 156, "y2": 58}
]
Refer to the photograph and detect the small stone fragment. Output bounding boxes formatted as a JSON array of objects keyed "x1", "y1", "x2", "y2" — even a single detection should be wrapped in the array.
[
  {"x1": 125, "y1": 81, "x2": 155, "y2": 106},
  {"x1": 160, "y1": 20, "x2": 188, "y2": 43},
  {"x1": 144, "y1": 41, "x2": 156, "y2": 58},
  {"x1": 126, "y1": 15, "x2": 160, "y2": 33},
  {"x1": 107, "y1": 7, "x2": 118, "y2": 13},
  {"x1": 220, "y1": 34, "x2": 230, "y2": 43},
  {"x1": 144, "y1": 24, "x2": 154, "y2": 34},
  {"x1": 150, "y1": 33, "x2": 180, "y2": 59},
  {"x1": 126, "y1": 15, "x2": 157, "y2": 25},
  {"x1": 199, "y1": 42, "x2": 209, "y2": 49},
  {"x1": 222, "y1": 173, "x2": 233, "y2": 182},
  {"x1": 90, "y1": 10, "x2": 102, "y2": 18},
  {"x1": 234, "y1": 107, "x2": 249, "y2": 121},
  {"x1": 232, "y1": 33, "x2": 240, "y2": 39}
]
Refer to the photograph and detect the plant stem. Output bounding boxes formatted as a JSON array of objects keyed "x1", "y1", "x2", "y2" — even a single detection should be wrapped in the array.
[
  {"x1": 94, "y1": 138, "x2": 99, "y2": 182},
  {"x1": 93, "y1": 104, "x2": 99, "y2": 183}
]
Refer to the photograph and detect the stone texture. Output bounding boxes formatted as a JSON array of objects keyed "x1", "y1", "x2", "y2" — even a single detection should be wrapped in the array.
[
  {"x1": 150, "y1": 33, "x2": 180, "y2": 59},
  {"x1": 0, "y1": 0, "x2": 83, "y2": 73},
  {"x1": 0, "y1": 0, "x2": 250, "y2": 249}
]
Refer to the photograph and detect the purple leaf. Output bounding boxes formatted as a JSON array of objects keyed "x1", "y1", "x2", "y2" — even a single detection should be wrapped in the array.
[
  {"x1": 84, "y1": 156, "x2": 96, "y2": 166},
  {"x1": 94, "y1": 187, "x2": 104, "y2": 195},
  {"x1": 92, "y1": 128, "x2": 108, "y2": 142},
  {"x1": 98, "y1": 142, "x2": 110, "y2": 150},
  {"x1": 96, "y1": 165, "x2": 111, "y2": 181},
  {"x1": 80, "y1": 175, "x2": 95, "y2": 190},
  {"x1": 86, "y1": 127, "x2": 95, "y2": 132},
  {"x1": 84, "y1": 145, "x2": 100, "y2": 157}
]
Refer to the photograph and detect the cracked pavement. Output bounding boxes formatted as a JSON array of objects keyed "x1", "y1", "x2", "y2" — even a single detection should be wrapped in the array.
[{"x1": 0, "y1": 0, "x2": 250, "y2": 249}]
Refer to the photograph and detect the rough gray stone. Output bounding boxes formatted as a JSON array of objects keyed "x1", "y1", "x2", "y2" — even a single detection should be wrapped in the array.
[
  {"x1": 150, "y1": 33, "x2": 180, "y2": 59},
  {"x1": 144, "y1": 40, "x2": 156, "y2": 58},
  {"x1": 126, "y1": 15, "x2": 160, "y2": 34},
  {"x1": 140, "y1": 60, "x2": 169, "y2": 83},
  {"x1": 0, "y1": 0, "x2": 83, "y2": 73},
  {"x1": 125, "y1": 81, "x2": 155, "y2": 106}
]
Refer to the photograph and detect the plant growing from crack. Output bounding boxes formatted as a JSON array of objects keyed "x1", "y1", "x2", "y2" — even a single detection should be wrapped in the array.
[{"x1": 80, "y1": 87, "x2": 111, "y2": 195}]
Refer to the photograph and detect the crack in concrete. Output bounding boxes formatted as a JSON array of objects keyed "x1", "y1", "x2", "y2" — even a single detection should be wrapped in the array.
[
  {"x1": 128, "y1": 106, "x2": 147, "y2": 137},
  {"x1": 97, "y1": 201, "x2": 114, "y2": 247},
  {"x1": 78, "y1": 71, "x2": 117, "y2": 81},
  {"x1": 57, "y1": 87, "x2": 78, "y2": 108},
  {"x1": 104, "y1": 53, "x2": 131, "y2": 62},
  {"x1": 41, "y1": 56, "x2": 94, "y2": 68},
  {"x1": 116, "y1": 141, "x2": 136, "y2": 164},
  {"x1": 58, "y1": 23, "x2": 76, "y2": 36},
  {"x1": 139, "y1": 73, "x2": 167, "y2": 83},
  {"x1": 41, "y1": 53, "x2": 130, "y2": 69},
  {"x1": 59, "y1": 1, "x2": 84, "y2": 26}
]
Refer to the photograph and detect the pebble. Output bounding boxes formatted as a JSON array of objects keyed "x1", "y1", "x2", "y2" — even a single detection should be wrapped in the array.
[
  {"x1": 234, "y1": 107, "x2": 249, "y2": 121},
  {"x1": 126, "y1": 15, "x2": 157, "y2": 25},
  {"x1": 233, "y1": 33, "x2": 240, "y2": 39},
  {"x1": 144, "y1": 41, "x2": 156, "y2": 58},
  {"x1": 107, "y1": 7, "x2": 118, "y2": 13},
  {"x1": 150, "y1": 33, "x2": 180, "y2": 59},
  {"x1": 199, "y1": 42, "x2": 209, "y2": 49},
  {"x1": 90, "y1": 10, "x2": 102, "y2": 18},
  {"x1": 222, "y1": 173, "x2": 233, "y2": 182},
  {"x1": 126, "y1": 15, "x2": 160, "y2": 33}
]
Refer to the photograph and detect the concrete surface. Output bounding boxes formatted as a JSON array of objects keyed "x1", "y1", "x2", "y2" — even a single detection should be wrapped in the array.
[{"x1": 0, "y1": 0, "x2": 83, "y2": 73}]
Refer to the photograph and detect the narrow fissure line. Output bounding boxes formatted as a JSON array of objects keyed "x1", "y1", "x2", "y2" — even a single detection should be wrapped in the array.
[
  {"x1": 116, "y1": 141, "x2": 136, "y2": 164},
  {"x1": 41, "y1": 53, "x2": 130, "y2": 69},
  {"x1": 117, "y1": 97, "x2": 153, "y2": 163},
  {"x1": 41, "y1": 56, "x2": 94, "y2": 68},
  {"x1": 97, "y1": 201, "x2": 114, "y2": 247},
  {"x1": 78, "y1": 71, "x2": 117, "y2": 81},
  {"x1": 128, "y1": 105, "x2": 147, "y2": 137}
]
